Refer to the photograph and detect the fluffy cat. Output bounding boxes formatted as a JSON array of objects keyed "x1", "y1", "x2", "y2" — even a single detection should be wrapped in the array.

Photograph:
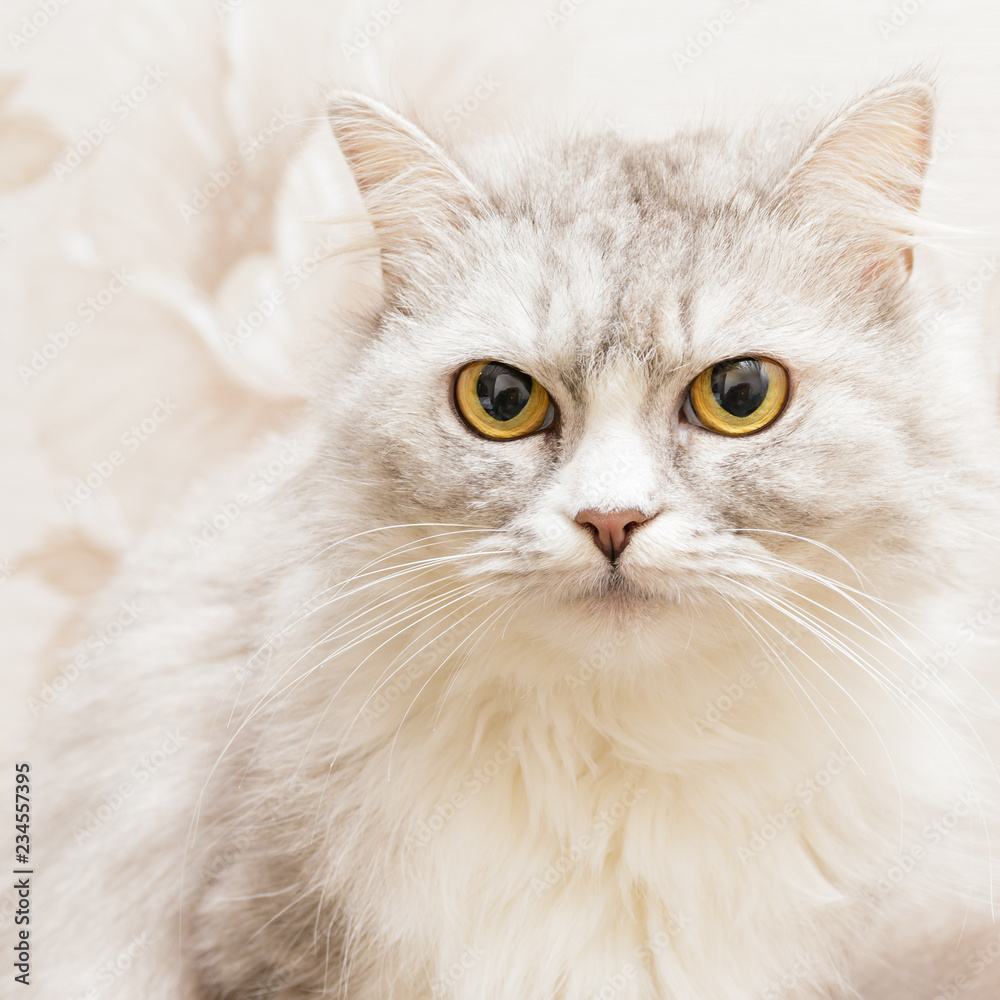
[{"x1": 20, "y1": 78, "x2": 1000, "y2": 1000}]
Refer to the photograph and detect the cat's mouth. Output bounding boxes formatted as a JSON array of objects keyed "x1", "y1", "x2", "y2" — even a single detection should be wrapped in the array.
[
  {"x1": 562, "y1": 568, "x2": 686, "y2": 631},
  {"x1": 469, "y1": 542, "x2": 697, "y2": 612},
  {"x1": 578, "y1": 565, "x2": 665, "y2": 606},
  {"x1": 602, "y1": 570, "x2": 633, "y2": 593}
]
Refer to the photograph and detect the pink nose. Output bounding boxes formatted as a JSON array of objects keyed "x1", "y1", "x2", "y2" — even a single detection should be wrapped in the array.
[{"x1": 574, "y1": 508, "x2": 649, "y2": 562}]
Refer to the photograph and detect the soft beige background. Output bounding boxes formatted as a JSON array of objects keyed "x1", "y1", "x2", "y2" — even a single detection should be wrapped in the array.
[{"x1": 2, "y1": 0, "x2": 999, "y2": 762}]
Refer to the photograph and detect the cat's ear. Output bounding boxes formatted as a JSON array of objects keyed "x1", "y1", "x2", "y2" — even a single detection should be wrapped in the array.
[
  {"x1": 327, "y1": 92, "x2": 482, "y2": 286},
  {"x1": 774, "y1": 80, "x2": 934, "y2": 283}
]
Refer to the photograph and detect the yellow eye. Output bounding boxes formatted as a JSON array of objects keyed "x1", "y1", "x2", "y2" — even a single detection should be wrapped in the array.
[
  {"x1": 686, "y1": 357, "x2": 789, "y2": 435},
  {"x1": 455, "y1": 361, "x2": 555, "y2": 440}
]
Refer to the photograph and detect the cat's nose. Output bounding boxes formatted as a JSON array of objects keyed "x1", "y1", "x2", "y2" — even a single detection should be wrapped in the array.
[{"x1": 574, "y1": 508, "x2": 649, "y2": 563}]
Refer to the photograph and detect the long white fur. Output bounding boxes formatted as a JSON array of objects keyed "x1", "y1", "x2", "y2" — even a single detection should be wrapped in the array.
[{"x1": 16, "y1": 73, "x2": 1000, "y2": 1000}]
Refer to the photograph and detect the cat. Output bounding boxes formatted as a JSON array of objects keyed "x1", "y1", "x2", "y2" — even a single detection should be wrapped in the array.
[{"x1": 20, "y1": 76, "x2": 1000, "y2": 1000}]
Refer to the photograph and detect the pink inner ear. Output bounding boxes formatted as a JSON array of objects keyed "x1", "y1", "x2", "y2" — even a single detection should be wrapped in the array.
[
  {"x1": 857, "y1": 246, "x2": 914, "y2": 289},
  {"x1": 899, "y1": 246, "x2": 914, "y2": 277}
]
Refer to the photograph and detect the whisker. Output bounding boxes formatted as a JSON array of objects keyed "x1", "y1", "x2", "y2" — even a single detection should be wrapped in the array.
[
  {"x1": 725, "y1": 527, "x2": 871, "y2": 588},
  {"x1": 327, "y1": 584, "x2": 498, "y2": 773},
  {"x1": 432, "y1": 595, "x2": 523, "y2": 730},
  {"x1": 757, "y1": 552, "x2": 1000, "y2": 718},
  {"x1": 290, "y1": 581, "x2": 499, "y2": 775},
  {"x1": 244, "y1": 528, "x2": 505, "y2": 675},
  {"x1": 717, "y1": 595, "x2": 850, "y2": 748},
  {"x1": 196, "y1": 574, "x2": 495, "y2": 839},
  {"x1": 384, "y1": 594, "x2": 503, "y2": 779},
  {"x1": 720, "y1": 576, "x2": 904, "y2": 797},
  {"x1": 253, "y1": 578, "x2": 492, "y2": 737}
]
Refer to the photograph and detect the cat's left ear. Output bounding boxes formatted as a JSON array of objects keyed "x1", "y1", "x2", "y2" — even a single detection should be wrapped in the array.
[
  {"x1": 774, "y1": 80, "x2": 934, "y2": 283},
  {"x1": 327, "y1": 92, "x2": 483, "y2": 287}
]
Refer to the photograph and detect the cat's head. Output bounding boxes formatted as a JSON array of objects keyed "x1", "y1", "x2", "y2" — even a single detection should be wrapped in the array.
[{"x1": 314, "y1": 81, "x2": 999, "y2": 656}]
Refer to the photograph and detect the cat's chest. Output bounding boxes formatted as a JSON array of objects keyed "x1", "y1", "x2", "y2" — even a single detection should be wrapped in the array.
[
  {"x1": 343, "y1": 701, "x2": 880, "y2": 1000},
  {"x1": 297, "y1": 617, "x2": 966, "y2": 999}
]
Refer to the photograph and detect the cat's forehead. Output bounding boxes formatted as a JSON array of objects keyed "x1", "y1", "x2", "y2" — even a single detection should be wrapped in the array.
[
  {"x1": 445, "y1": 136, "x2": 799, "y2": 387},
  {"x1": 472, "y1": 130, "x2": 774, "y2": 223}
]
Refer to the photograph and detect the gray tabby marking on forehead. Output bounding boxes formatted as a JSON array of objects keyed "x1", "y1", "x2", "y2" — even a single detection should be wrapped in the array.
[{"x1": 329, "y1": 80, "x2": 935, "y2": 379}]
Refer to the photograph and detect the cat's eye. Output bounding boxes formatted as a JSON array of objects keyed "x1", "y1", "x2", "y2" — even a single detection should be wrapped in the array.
[
  {"x1": 684, "y1": 357, "x2": 789, "y2": 435},
  {"x1": 455, "y1": 360, "x2": 555, "y2": 439}
]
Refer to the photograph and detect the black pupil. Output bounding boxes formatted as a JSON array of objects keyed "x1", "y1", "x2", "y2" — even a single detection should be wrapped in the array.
[
  {"x1": 477, "y1": 363, "x2": 533, "y2": 422},
  {"x1": 710, "y1": 359, "x2": 768, "y2": 417}
]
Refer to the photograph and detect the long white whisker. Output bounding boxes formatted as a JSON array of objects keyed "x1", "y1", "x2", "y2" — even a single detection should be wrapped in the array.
[
  {"x1": 432, "y1": 596, "x2": 523, "y2": 730},
  {"x1": 197, "y1": 576, "x2": 495, "y2": 839},
  {"x1": 721, "y1": 576, "x2": 904, "y2": 800},
  {"x1": 717, "y1": 596, "x2": 849, "y2": 748},
  {"x1": 292, "y1": 583, "x2": 501, "y2": 775},
  {"x1": 726, "y1": 527, "x2": 871, "y2": 588},
  {"x1": 243, "y1": 529, "x2": 504, "y2": 676},
  {"x1": 754, "y1": 551, "x2": 1000, "y2": 719},
  {"x1": 323, "y1": 583, "x2": 499, "y2": 776},
  {"x1": 251, "y1": 578, "x2": 492, "y2": 735},
  {"x1": 385, "y1": 595, "x2": 502, "y2": 779}
]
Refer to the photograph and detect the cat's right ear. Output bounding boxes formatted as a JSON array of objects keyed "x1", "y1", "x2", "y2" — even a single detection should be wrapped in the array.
[
  {"x1": 772, "y1": 79, "x2": 934, "y2": 287},
  {"x1": 327, "y1": 93, "x2": 483, "y2": 286}
]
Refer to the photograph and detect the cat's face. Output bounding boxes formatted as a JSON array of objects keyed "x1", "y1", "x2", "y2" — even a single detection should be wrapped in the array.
[{"x1": 321, "y1": 85, "x2": 997, "y2": 639}]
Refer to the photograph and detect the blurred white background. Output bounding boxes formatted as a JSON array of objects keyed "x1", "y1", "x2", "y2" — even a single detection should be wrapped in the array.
[{"x1": 2, "y1": 0, "x2": 998, "y2": 760}]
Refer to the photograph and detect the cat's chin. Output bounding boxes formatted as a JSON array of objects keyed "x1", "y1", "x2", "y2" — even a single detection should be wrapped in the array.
[
  {"x1": 494, "y1": 561, "x2": 692, "y2": 618},
  {"x1": 569, "y1": 569, "x2": 683, "y2": 622}
]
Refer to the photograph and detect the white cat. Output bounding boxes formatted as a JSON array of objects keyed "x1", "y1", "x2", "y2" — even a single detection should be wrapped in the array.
[{"x1": 21, "y1": 78, "x2": 1000, "y2": 1000}]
